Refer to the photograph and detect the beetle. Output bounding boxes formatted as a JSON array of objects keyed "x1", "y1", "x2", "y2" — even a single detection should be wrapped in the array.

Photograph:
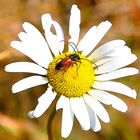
[{"x1": 55, "y1": 53, "x2": 80, "y2": 71}]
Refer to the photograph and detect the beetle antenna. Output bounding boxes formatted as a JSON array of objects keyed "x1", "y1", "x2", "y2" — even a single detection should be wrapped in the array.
[
  {"x1": 80, "y1": 58, "x2": 98, "y2": 70},
  {"x1": 68, "y1": 42, "x2": 79, "y2": 52},
  {"x1": 60, "y1": 40, "x2": 76, "y2": 52}
]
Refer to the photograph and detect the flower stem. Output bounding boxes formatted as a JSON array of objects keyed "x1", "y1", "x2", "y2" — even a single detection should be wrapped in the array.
[{"x1": 47, "y1": 107, "x2": 56, "y2": 140}]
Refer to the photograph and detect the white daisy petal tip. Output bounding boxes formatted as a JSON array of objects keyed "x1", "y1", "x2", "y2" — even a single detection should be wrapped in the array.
[
  {"x1": 22, "y1": 21, "x2": 36, "y2": 29},
  {"x1": 113, "y1": 39, "x2": 126, "y2": 45},
  {"x1": 132, "y1": 68, "x2": 139, "y2": 76},
  {"x1": 41, "y1": 13, "x2": 52, "y2": 28},
  {"x1": 11, "y1": 76, "x2": 47, "y2": 93},
  {"x1": 12, "y1": 85, "x2": 25, "y2": 94},
  {"x1": 105, "y1": 117, "x2": 110, "y2": 123},
  {"x1": 10, "y1": 41, "x2": 19, "y2": 48},
  {"x1": 4, "y1": 65, "x2": 8, "y2": 72},
  {"x1": 62, "y1": 133, "x2": 69, "y2": 139},
  {"x1": 136, "y1": 68, "x2": 139, "y2": 74},
  {"x1": 93, "y1": 121, "x2": 101, "y2": 132},
  {"x1": 121, "y1": 105, "x2": 128, "y2": 113},
  {"x1": 81, "y1": 127, "x2": 90, "y2": 131},
  {"x1": 104, "y1": 20, "x2": 112, "y2": 27},
  {"x1": 68, "y1": 4, "x2": 80, "y2": 46},
  {"x1": 100, "y1": 113, "x2": 110, "y2": 123},
  {"x1": 10, "y1": 41, "x2": 14, "y2": 46},
  {"x1": 71, "y1": 4, "x2": 79, "y2": 11},
  {"x1": 81, "y1": 125, "x2": 90, "y2": 131},
  {"x1": 32, "y1": 112, "x2": 41, "y2": 118},
  {"x1": 94, "y1": 129, "x2": 101, "y2": 132},
  {"x1": 11, "y1": 86, "x2": 18, "y2": 94},
  {"x1": 132, "y1": 89, "x2": 137, "y2": 99},
  {"x1": 28, "y1": 111, "x2": 35, "y2": 118},
  {"x1": 133, "y1": 54, "x2": 138, "y2": 61},
  {"x1": 18, "y1": 32, "x2": 25, "y2": 40},
  {"x1": 41, "y1": 13, "x2": 51, "y2": 19},
  {"x1": 22, "y1": 22, "x2": 30, "y2": 29},
  {"x1": 99, "y1": 20, "x2": 112, "y2": 30}
]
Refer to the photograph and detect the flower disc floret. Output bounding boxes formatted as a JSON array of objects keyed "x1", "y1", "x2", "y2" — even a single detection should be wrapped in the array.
[{"x1": 47, "y1": 52, "x2": 95, "y2": 97}]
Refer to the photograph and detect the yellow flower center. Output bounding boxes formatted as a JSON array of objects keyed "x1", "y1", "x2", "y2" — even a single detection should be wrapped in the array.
[{"x1": 47, "y1": 52, "x2": 95, "y2": 98}]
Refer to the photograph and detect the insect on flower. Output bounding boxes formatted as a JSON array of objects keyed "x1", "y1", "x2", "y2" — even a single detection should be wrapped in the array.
[
  {"x1": 55, "y1": 53, "x2": 81, "y2": 71},
  {"x1": 55, "y1": 41, "x2": 81, "y2": 74},
  {"x1": 55, "y1": 41, "x2": 97, "y2": 73}
]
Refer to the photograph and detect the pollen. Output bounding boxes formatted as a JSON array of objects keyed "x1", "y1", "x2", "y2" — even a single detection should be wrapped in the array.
[{"x1": 47, "y1": 52, "x2": 95, "y2": 98}]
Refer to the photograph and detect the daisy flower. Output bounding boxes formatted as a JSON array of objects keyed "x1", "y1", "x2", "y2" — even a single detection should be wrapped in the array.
[{"x1": 5, "y1": 4, "x2": 138, "y2": 138}]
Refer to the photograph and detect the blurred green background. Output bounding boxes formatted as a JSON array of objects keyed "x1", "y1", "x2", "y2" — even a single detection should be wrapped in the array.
[{"x1": 0, "y1": 0, "x2": 140, "y2": 140}]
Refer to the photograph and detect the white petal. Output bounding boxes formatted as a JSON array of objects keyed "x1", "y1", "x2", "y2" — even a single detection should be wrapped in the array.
[
  {"x1": 78, "y1": 21, "x2": 112, "y2": 56},
  {"x1": 42, "y1": 14, "x2": 52, "y2": 29},
  {"x1": 11, "y1": 41, "x2": 51, "y2": 69},
  {"x1": 83, "y1": 94, "x2": 110, "y2": 123},
  {"x1": 68, "y1": 4, "x2": 80, "y2": 49},
  {"x1": 89, "y1": 40, "x2": 125, "y2": 60},
  {"x1": 18, "y1": 32, "x2": 27, "y2": 42},
  {"x1": 52, "y1": 21, "x2": 64, "y2": 51},
  {"x1": 28, "y1": 111, "x2": 34, "y2": 118},
  {"x1": 86, "y1": 104, "x2": 101, "y2": 132},
  {"x1": 29, "y1": 88, "x2": 56, "y2": 118},
  {"x1": 56, "y1": 95, "x2": 68, "y2": 110},
  {"x1": 11, "y1": 41, "x2": 27, "y2": 56},
  {"x1": 56, "y1": 97, "x2": 74, "y2": 138},
  {"x1": 77, "y1": 26, "x2": 96, "y2": 54},
  {"x1": 5, "y1": 62, "x2": 47, "y2": 75},
  {"x1": 41, "y1": 14, "x2": 64, "y2": 56},
  {"x1": 92, "y1": 115, "x2": 101, "y2": 132},
  {"x1": 56, "y1": 96, "x2": 74, "y2": 138},
  {"x1": 105, "y1": 45, "x2": 131, "y2": 57},
  {"x1": 70, "y1": 97, "x2": 90, "y2": 130},
  {"x1": 93, "y1": 81, "x2": 137, "y2": 98},
  {"x1": 95, "y1": 54, "x2": 137, "y2": 74},
  {"x1": 11, "y1": 23, "x2": 52, "y2": 68},
  {"x1": 96, "y1": 67, "x2": 139, "y2": 81},
  {"x1": 90, "y1": 90, "x2": 128, "y2": 112},
  {"x1": 95, "y1": 58, "x2": 112, "y2": 66},
  {"x1": 22, "y1": 22, "x2": 52, "y2": 67},
  {"x1": 61, "y1": 106, "x2": 74, "y2": 138},
  {"x1": 12, "y1": 76, "x2": 47, "y2": 93}
]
